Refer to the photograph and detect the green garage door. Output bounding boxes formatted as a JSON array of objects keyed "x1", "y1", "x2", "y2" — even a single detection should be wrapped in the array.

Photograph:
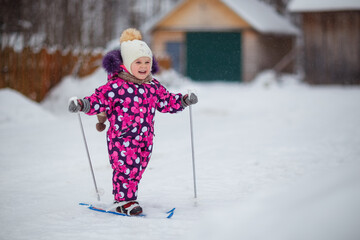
[{"x1": 186, "y1": 32, "x2": 242, "y2": 82}]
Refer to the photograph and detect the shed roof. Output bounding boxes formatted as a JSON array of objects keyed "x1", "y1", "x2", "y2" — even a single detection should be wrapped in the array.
[
  {"x1": 222, "y1": 0, "x2": 299, "y2": 35},
  {"x1": 143, "y1": 0, "x2": 299, "y2": 35},
  {"x1": 288, "y1": 0, "x2": 360, "y2": 12}
]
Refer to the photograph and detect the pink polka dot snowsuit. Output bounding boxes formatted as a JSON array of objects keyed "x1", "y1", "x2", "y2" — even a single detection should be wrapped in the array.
[{"x1": 84, "y1": 76, "x2": 184, "y2": 202}]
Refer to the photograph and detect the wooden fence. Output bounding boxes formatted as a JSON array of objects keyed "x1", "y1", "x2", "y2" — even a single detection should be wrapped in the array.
[{"x1": 0, "y1": 47, "x2": 103, "y2": 102}]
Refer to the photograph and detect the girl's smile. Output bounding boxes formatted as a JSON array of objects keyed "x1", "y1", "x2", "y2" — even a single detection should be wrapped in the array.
[{"x1": 131, "y1": 57, "x2": 152, "y2": 80}]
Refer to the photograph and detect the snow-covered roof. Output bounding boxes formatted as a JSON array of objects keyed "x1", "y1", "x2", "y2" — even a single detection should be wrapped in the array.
[
  {"x1": 221, "y1": 0, "x2": 299, "y2": 35},
  {"x1": 143, "y1": 0, "x2": 299, "y2": 36},
  {"x1": 288, "y1": 0, "x2": 360, "y2": 12}
]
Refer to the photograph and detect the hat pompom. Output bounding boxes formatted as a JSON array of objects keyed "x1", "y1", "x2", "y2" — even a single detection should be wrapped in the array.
[{"x1": 120, "y1": 28, "x2": 142, "y2": 43}]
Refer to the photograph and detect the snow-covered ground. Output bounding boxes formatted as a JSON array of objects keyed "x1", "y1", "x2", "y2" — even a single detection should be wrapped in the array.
[{"x1": 1, "y1": 69, "x2": 360, "y2": 240}]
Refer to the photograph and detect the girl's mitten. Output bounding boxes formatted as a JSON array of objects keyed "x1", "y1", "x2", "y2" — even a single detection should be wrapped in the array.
[
  {"x1": 182, "y1": 93, "x2": 198, "y2": 107},
  {"x1": 68, "y1": 97, "x2": 90, "y2": 113}
]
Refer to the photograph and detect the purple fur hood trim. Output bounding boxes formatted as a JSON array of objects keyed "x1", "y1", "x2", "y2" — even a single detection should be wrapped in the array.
[{"x1": 102, "y1": 49, "x2": 159, "y2": 75}]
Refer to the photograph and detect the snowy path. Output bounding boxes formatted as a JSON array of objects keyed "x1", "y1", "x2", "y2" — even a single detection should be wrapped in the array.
[{"x1": 1, "y1": 76, "x2": 360, "y2": 239}]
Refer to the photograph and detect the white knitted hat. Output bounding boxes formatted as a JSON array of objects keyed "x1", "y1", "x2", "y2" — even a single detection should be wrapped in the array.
[{"x1": 120, "y1": 28, "x2": 153, "y2": 75}]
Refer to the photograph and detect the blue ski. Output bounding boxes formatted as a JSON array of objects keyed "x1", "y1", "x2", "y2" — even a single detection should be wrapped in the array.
[
  {"x1": 166, "y1": 208, "x2": 175, "y2": 218},
  {"x1": 79, "y1": 203, "x2": 175, "y2": 219}
]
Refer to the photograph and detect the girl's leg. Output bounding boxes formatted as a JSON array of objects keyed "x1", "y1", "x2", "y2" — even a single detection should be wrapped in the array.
[
  {"x1": 112, "y1": 170, "x2": 139, "y2": 202},
  {"x1": 109, "y1": 134, "x2": 154, "y2": 202}
]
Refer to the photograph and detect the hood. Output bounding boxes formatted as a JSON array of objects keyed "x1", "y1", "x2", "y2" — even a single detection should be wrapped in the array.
[{"x1": 102, "y1": 49, "x2": 159, "y2": 75}]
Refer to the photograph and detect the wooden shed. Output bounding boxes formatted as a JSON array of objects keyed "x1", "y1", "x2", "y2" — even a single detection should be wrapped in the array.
[
  {"x1": 289, "y1": 1, "x2": 360, "y2": 84},
  {"x1": 144, "y1": 0, "x2": 299, "y2": 82}
]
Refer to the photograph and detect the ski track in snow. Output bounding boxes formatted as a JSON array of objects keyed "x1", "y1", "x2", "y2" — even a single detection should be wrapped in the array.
[{"x1": 1, "y1": 71, "x2": 360, "y2": 240}]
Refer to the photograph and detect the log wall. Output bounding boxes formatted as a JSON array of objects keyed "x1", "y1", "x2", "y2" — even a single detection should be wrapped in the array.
[{"x1": 302, "y1": 11, "x2": 360, "y2": 84}]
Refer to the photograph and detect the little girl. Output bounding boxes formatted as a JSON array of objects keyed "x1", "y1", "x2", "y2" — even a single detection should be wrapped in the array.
[{"x1": 68, "y1": 28, "x2": 198, "y2": 216}]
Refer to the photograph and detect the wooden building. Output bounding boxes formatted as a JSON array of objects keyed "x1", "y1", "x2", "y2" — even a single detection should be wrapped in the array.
[
  {"x1": 144, "y1": 0, "x2": 299, "y2": 82},
  {"x1": 289, "y1": 1, "x2": 360, "y2": 84}
]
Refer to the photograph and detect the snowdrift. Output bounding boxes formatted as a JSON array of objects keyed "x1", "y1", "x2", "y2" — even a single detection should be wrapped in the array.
[{"x1": 0, "y1": 88, "x2": 55, "y2": 126}]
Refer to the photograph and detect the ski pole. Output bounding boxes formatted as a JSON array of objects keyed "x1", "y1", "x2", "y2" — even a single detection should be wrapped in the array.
[
  {"x1": 188, "y1": 90, "x2": 197, "y2": 199},
  {"x1": 78, "y1": 113, "x2": 101, "y2": 201}
]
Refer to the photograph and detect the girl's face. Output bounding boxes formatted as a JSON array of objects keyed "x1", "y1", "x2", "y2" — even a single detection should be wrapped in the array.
[{"x1": 131, "y1": 57, "x2": 152, "y2": 80}]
